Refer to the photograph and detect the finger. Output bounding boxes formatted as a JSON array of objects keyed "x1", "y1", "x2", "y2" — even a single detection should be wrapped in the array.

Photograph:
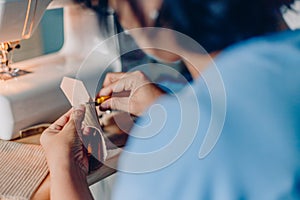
[
  {"x1": 100, "y1": 97, "x2": 130, "y2": 113},
  {"x1": 48, "y1": 109, "x2": 73, "y2": 131},
  {"x1": 99, "y1": 71, "x2": 141, "y2": 97},
  {"x1": 100, "y1": 75, "x2": 135, "y2": 97},
  {"x1": 99, "y1": 81, "x2": 121, "y2": 97},
  {"x1": 41, "y1": 128, "x2": 60, "y2": 138},
  {"x1": 72, "y1": 105, "x2": 86, "y2": 132},
  {"x1": 99, "y1": 85, "x2": 114, "y2": 97},
  {"x1": 63, "y1": 105, "x2": 85, "y2": 134},
  {"x1": 41, "y1": 109, "x2": 72, "y2": 144},
  {"x1": 102, "y1": 72, "x2": 126, "y2": 88}
]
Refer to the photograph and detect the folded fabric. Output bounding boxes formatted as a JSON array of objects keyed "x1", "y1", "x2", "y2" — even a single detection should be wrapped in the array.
[{"x1": 0, "y1": 140, "x2": 48, "y2": 200}]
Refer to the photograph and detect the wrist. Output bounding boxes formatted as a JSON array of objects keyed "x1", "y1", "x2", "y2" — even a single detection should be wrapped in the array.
[
  {"x1": 49, "y1": 160, "x2": 86, "y2": 179},
  {"x1": 49, "y1": 159, "x2": 93, "y2": 200},
  {"x1": 46, "y1": 151, "x2": 72, "y2": 172}
]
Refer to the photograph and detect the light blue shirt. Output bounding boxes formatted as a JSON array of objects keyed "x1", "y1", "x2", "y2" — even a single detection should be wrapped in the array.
[{"x1": 112, "y1": 30, "x2": 300, "y2": 200}]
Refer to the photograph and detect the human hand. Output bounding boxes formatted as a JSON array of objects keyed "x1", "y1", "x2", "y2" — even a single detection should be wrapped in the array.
[
  {"x1": 40, "y1": 106, "x2": 95, "y2": 200},
  {"x1": 40, "y1": 106, "x2": 88, "y2": 175},
  {"x1": 99, "y1": 71, "x2": 165, "y2": 116},
  {"x1": 100, "y1": 111, "x2": 135, "y2": 134}
]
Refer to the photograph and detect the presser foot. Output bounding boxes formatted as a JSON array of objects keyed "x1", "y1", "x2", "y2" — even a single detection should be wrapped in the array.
[{"x1": 0, "y1": 67, "x2": 31, "y2": 81}]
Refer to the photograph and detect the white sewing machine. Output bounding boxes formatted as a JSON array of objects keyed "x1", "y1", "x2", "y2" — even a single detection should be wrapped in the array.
[{"x1": 0, "y1": 0, "x2": 121, "y2": 140}]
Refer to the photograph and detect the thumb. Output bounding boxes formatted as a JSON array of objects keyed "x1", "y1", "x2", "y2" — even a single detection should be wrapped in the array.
[
  {"x1": 63, "y1": 105, "x2": 86, "y2": 136},
  {"x1": 101, "y1": 97, "x2": 131, "y2": 113},
  {"x1": 100, "y1": 76, "x2": 132, "y2": 96}
]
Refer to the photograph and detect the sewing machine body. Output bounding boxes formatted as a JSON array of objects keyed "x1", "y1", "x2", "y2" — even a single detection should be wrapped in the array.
[
  {"x1": 0, "y1": 0, "x2": 120, "y2": 140},
  {"x1": 0, "y1": 0, "x2": 52, "y2": 42}
]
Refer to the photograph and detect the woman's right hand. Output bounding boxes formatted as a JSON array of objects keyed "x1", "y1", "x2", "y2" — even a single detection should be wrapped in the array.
[
  {"x1": 40, "y1": 106, "x2": 94, "y2": 200},
  {"x1": 99, "y1": 71, "x2": 165, "y2": 116}
]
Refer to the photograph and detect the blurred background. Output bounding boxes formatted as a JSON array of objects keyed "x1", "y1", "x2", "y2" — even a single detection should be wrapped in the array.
[{"x1": 11, "y1": 1, "x2": 300, "y2": 64}]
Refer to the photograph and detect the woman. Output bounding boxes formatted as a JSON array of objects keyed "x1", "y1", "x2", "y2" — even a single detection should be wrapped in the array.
[
  {"x1": 96, "y1": 0, "x2": 298, "y2": 116},
  {"x1": 41, "y1": 0, "x2": 300, "y2": 199}
]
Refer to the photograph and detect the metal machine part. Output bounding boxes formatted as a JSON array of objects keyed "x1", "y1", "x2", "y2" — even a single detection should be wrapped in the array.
[
  {"x1": 0, "y1": 0, "x2": 52, "y2": 43},
  {"x1": 0, "y1": 41, "x2": 31, "y2": 80},
  {"x1": 0, "y1": 0, "x2": 52, "y2": 80}
]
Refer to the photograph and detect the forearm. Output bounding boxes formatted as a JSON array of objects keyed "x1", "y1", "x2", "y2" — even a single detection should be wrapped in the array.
[{"x1": 49, "y1": 163, "x2": 93, "y2": 200}]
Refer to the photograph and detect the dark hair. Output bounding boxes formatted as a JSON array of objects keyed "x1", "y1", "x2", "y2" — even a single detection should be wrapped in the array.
[
  {"x1": 75, "y1": 0, "x2": 296, "y2": 52},
  {"x1": 74, "y1": 0, "x2": 147, "y2": 34},
  {"x1": 158, "y1": 0, "x2": 296, "y2": 52}
]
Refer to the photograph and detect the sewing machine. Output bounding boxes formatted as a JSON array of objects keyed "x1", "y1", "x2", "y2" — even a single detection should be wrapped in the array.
[{"x1": 0, "y1": 0, "x2": 121, "y2": 140}]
